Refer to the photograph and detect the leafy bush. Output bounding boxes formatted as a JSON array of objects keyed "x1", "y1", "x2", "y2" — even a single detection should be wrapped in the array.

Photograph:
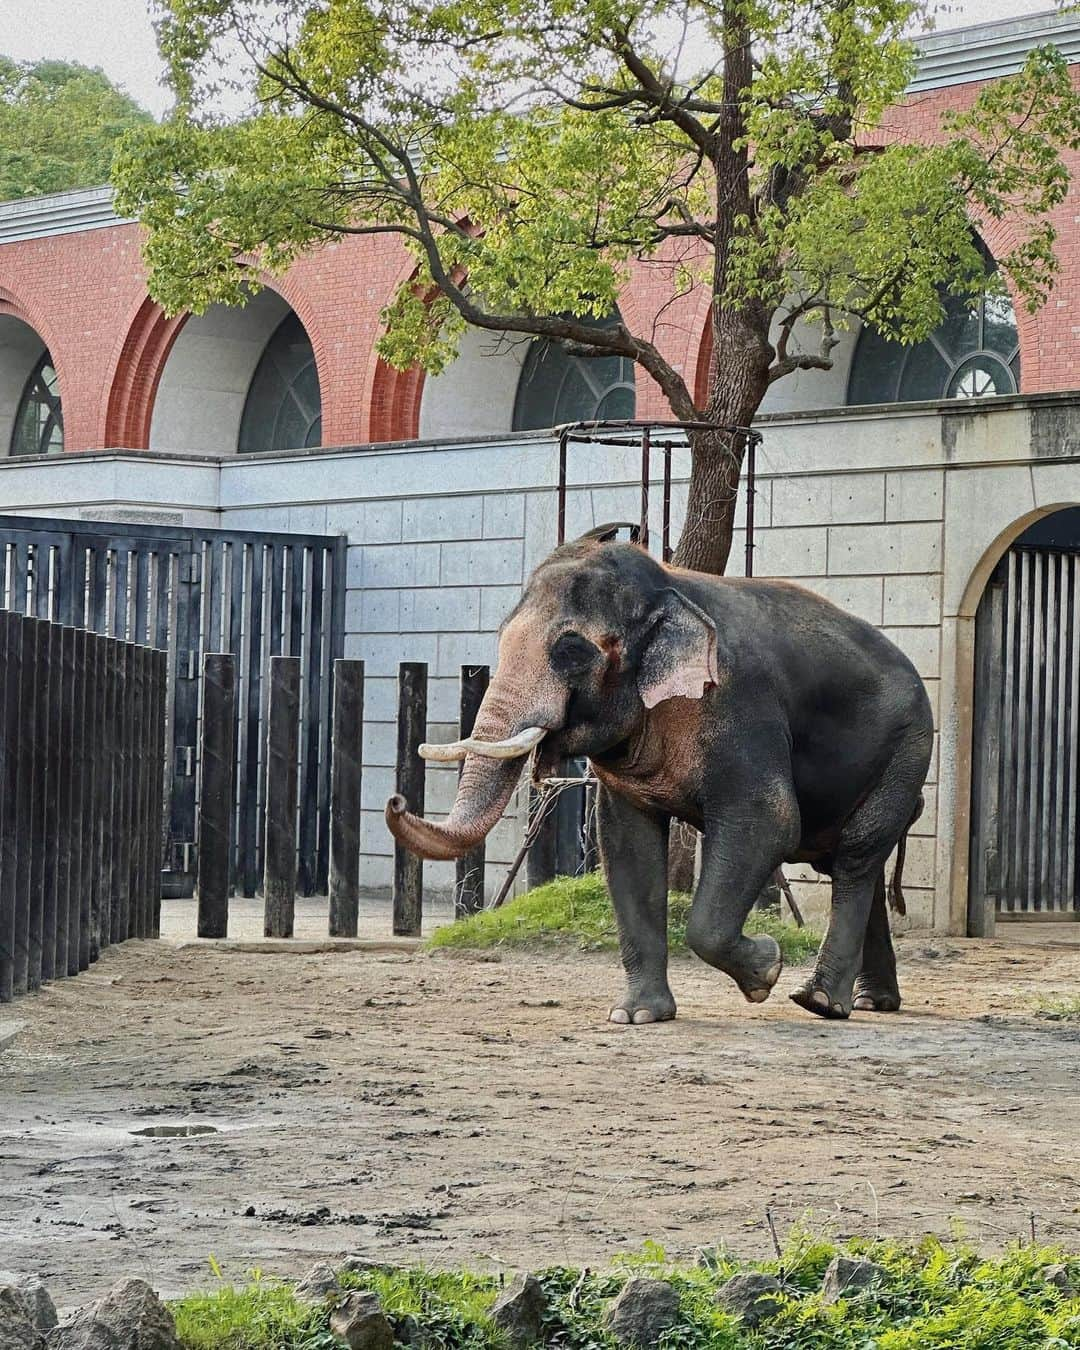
[
  {"x1": 170, "y1": 1239, "x2": 1079, "y2": 1350},
  {"x1": 428, "y1": 872, "x2": 820, "y2": 966}
]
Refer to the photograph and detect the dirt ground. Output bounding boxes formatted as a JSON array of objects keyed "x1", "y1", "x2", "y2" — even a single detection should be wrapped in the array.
[{"x1": 1, "y1": 925, "x2": 1079, "y2": 1306}]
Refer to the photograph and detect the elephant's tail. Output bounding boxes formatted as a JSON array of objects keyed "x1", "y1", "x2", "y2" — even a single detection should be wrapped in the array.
[{"x1": 888, "y1": 794, "x2": 925, "y2": 916}]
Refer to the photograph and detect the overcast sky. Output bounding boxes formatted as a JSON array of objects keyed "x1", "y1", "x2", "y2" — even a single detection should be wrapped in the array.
[{"x1": 0, "y1": 0, "x2": 1063, "y2": 119}]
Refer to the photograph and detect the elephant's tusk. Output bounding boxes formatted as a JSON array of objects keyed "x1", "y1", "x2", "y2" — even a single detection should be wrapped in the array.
[{"x1": 419, "y1": 726, "x2": 547, "y2": 762}]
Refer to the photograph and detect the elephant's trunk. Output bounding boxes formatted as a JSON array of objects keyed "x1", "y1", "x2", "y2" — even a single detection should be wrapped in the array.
[{"x1": 385, "y1": 657, "x2": 560, "y2": 861}]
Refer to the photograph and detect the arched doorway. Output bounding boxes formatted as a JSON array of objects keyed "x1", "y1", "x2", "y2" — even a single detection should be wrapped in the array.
[
  {"x1": 968, "y1": 508, "x2": 1080, "y2": 933},
  {"x1": 0, "y1": 315, "x2": 63, "y2": 456}
]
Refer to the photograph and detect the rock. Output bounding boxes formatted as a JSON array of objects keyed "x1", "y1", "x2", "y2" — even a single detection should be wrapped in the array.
[
  {"x1": 328, "y1": 1292, "x2": 393, "y2": 1350},
  {"x1": 605, "y1": 1278, "x2": 680, "y2": 1348},
  {"x1": 1042, "y1": 1263, "x2": 1074, "y2": 1292},
  {"x1": 294, "y1": 1264, "x2": 339, "y2": 1302},
  {"x1": 716, "y1": 1273, "x2": 782, "y2": 1326},
  {"x1": 0, "y1": 1020, "x2": 25, "y2": 1056},
  {"x1": 49, "y1": 1278, "x2": 180, "y2": 1350},
  {"x1": 0, "y1": 1287, "x2": 43, "y2": 1350},
  {"x1": 489, "y1": 1274, "x2": 548, "y2": 1348},
  {"x1": 9, "y1": 1283, "x2": 56, "y2": 1336},
  {"x1": 820, "y1": 1257, "x2": 885, "y2": 1305}
]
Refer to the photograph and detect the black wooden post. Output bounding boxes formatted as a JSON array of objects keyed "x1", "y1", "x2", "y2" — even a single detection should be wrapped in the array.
[
  {"x1": 74, "y1": 628, "x2": 91, "y2": 973},
  {"x1": 104, "y1": 637, "x2": 121, "y2": 949},
  {"x1": 328, "y1": 658, "x2": 364, "y2": 937},
  {"x1": 0, "y1": 613, "x2": 18, "y2": 1003},
  {"x1": 196, "y1": 653, "x2": 236, "y2": 939},
  {"x1": 454, "y1": 664, "x2": 489, "y2": 918},
  {"x1": 58, "y1": 627, "x2": 76, "y2": 977},
  {"x1": 263, "y1": 655, "x2": 300, "y2": 938},
  {"x1": 151, "y1": 648, "x2": 168, "y2": 937},
  {"x1": 120, "y1": 643, "x2": 137, "y2": 941},
  {"x1": 130, "y1": 647, "x2": 146, "y2": 939},
  {"x1": 12, "y1": 616, "x2": 34, "y2": 993},
  {"x1": 393, "y1": 662, "x2": 427, "y2": 937},
  {"x1": 89, "y1": 633, "x2": 107, "y2": 963},
  {"x1": 27, "y1": 620, "x2": 49, "y2": 990},
  {"x1": 41, "y1": 623, "x2": 62, "y2": 981}
]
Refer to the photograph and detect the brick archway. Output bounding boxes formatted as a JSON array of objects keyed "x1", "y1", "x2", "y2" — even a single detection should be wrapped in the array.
[{"x1": 103, "y1": 275, "x2": 330, "y2": 451}]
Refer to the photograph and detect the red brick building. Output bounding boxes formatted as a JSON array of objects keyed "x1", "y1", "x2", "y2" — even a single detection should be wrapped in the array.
[{"x1": 0, "y1": 8, "x2": 1078, "y2": 461}]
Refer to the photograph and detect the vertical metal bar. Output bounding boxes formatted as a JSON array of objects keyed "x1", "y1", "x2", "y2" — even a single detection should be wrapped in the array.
[
  {"x1": 197, "y1": 653, "x2": 236, "y2": 938},
  {"x1": 33, "y1": 545, "x2": 49, "y2": 618},
  {"x1": 328, "y1": 659, "x2": 365, "y2": 937},
  {"x1": 134, "y1": 551, "x2": 150, "y2": 645},
  {"x1": 1026, "y1": 551, "x2": 1044, "y2": 909},
  {"x1": 27, "y1": 620, "x2": 50, "y2": 990},
  {"x1": 1040, "y1": 553, "x2": 1056, "y2": 910},
  {"x1": 315, "y1": 556, "x2": 334, "y2": 895},
  {"x1": 1000, "y1": 552, "x2": 1018, "y2": 910},
  {"x1": 745, "y1": 433, "x2": 757, "y2": 579},
  {"x1": 557, "y1": 428, "x2": 568, "y2": 545},
  {"x1": 208, "y1": 543, "x2": 225, "y2": 655},
  {"x1": 0, "y1": 613, "x2": 17, "y2": 1002},
  {"x1": 454, "y1": 664, "x2": 489, "y2": 918},
  {"x1": 298, "y1": 546, "x2": 324, "y2": 895},
  {"x1": 12, "y1": 544, "x2": 28, "y2": 617},
  {"x1": 172, "y1": 549, "x2": 199, "y2": 895},
  {"x1": 392, "y1": 662, "x2": 427, "y2": 937},
  {"x1": 41, "y1": 623, "x2": 62, "y2": 981},
  {"x1": 1070, "y1": 556, "x2": 1080, "y2": 913},
  {"x1": 639, "y1": 426, "x2": 651, "y2": 550},
  {"x1": 662, "y1": 441, "x2": 673, "y2": 563},
  {"x1": 1014, "y1": 551, "x2": 1031, "y2": 911},
  {"x1": 263, "y1": 655, "x2": 300, "y2": 938},
  {"x1": 228, "y1": 542, "x2": 245, "y2": 890},
  {"x1": 57, "y1": 627, "x2": 76, "y2": 977},
  {"x1": 91, "y1": 548, "x2": 108, "y2": 633},
  {"x1": 12, "y1": 616, "x2": 34, "y2": 992},
  {"x1": 112, "y1": 550, "x2": 129, "y2": 639}
]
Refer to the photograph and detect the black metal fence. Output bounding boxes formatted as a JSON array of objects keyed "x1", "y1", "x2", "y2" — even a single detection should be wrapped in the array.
[
  {"x1": 0, "y1": 514, "x2": 346, "y2": 900},
  {"x1": 0, "y1": 612, "x2": 167, "y2": 1003}
]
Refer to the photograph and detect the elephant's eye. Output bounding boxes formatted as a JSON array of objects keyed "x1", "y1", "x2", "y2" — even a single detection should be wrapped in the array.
[{"x1": 550, "y1": 631, "x2": 602, "y2": 678}]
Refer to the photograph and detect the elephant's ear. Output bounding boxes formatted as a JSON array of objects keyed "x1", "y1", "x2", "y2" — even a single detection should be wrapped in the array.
[{"x1": 637, "y1": 589, "x2": 719, "y2": 710}]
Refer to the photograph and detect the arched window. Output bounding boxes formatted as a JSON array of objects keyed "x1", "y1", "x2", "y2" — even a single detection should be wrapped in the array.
[
  {"x1": 848, "y1": 266, "x2": 1020, "y2": 407},
  {"x1": 513, "y1": 314, "x2": 636, "y2": 430},
  {"x1": 238, "y1": 312, "x2": 322, "y2": 452},
  {"x1": 11, "y1": 353, "x2": 63, "y2": 456}
]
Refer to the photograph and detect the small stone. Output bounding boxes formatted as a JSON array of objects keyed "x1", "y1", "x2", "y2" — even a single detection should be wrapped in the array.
[
  {"x1": 716, "y1": 1273, "x2": 782, "y2": 1326},
  {"x1": 0, "y1": 1287, "x2": 42, "y2": 1350},
  {"x1": 820, "y1": 1257, "x2": 885, "y2": 1305},
  {"x1": 48, "y1": 1278, "x2": 180, "y2": 1350},
  {"x1": 294, "y1": 1264, "x2": 339, "y2": 1302},
  {"x1": 328, "y1": 1292, "x2": 393, "y2": 1350},
  {"x1": 605, "y1": 1278, "x2": 680, "y2": 1348},
  {"x1": 1042, "y1": 1264, "x2": 1074, "y2": 1292},
  {"x1": 489, "y1": 1274, "x2": 548, "y2": 1348}
]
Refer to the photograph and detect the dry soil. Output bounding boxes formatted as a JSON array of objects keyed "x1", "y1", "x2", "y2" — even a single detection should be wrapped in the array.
[{"x1": 1, "y1": 928, "x2": 1079, "y2": 1305}]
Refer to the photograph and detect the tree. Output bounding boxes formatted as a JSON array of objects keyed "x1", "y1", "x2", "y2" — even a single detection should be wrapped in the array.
[
  {"x1": 0, "y1": 57, "x2": 152, "y2": 202},
  {"x1": 114, "y1": 0, "x2": 1080, "y2": 575}
]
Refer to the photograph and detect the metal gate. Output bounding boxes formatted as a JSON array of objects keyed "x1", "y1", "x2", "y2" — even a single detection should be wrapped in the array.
[
  {"x1": 0, "y1": 515, "x2": 345, "y2": 899},
  {"x1": 969, "y1": 540, "x2": 1080, "y2": 929}
]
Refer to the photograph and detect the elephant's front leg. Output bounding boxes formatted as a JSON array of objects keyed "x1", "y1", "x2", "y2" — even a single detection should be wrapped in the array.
[{"x1": 598, "y1": 786, "x2": 674, "y2": 1025}]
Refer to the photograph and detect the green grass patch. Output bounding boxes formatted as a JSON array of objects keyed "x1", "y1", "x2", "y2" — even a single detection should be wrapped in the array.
[
  {"x1": 428, "y1": 871, "x2": 821, "y2": 966},
  {"x1": 1032, "y1": 993, "x2": 1080, "y2": 1022},
  {"x1": 170, "y1": 1238, "x2": 1079, "y2": 1350}
]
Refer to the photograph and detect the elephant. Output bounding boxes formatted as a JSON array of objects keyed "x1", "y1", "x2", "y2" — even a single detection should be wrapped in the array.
[{"x1": 386, "y1": 533, "x2": 933, "y2": 1023}]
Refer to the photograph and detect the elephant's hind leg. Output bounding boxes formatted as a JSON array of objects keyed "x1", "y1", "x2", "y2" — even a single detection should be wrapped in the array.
[
  {"x1": 852, "y1": 872, "x2": 901, "y2": 1012},
  {"x1": 598, "y1": 787, "x2": 676, "y2": 1025}
]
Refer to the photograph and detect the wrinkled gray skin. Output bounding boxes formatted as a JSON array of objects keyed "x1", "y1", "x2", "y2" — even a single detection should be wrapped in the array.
[{"x1": 387, "y1": 535, "x2": 933, "y2": 1023}]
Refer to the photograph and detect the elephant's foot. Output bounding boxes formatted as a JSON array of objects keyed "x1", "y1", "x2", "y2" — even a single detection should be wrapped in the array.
[
  {"x1": 852, "y1": 974, "x2": 902, "y2": 1013},
  {"x1": 789, "y1": 980, "x2": 851, "y2": 1020},
  {"x1": 609, "y1": 985, "x2": 676, "y2": 1026},
  {"x1": 729, "y1": 934, "x2": 783, "y2": 1005}
]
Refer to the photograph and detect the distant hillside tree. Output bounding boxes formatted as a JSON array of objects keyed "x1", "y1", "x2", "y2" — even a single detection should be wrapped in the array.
[{"x1": 0, "y1": 57, "x2": 152, "y2": 201}]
